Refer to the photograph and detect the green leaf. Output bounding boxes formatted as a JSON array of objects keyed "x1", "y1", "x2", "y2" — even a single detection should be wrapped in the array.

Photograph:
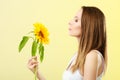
[
  {"x1": 19, "y1": 36, "x2": 29, "y2": 52},
  {"x1": 40, "y1": 45, "x2": 44, "y2": 62},
  {"x1": 38, "y1": 43, "x2": 43, "y2": 54},
  {"x1": 31, "y1": 40, "x2": 38, "y2": 56}
]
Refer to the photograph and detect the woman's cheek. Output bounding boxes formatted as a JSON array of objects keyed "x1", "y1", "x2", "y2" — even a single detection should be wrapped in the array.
[{"x1": 75, "y1": 26, "x2": 81, "y2": 36}]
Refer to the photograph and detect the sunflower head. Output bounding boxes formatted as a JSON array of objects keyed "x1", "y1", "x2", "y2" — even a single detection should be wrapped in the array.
[{"x1": 33, "y1": 22, "x2": 49, "y2": 44}]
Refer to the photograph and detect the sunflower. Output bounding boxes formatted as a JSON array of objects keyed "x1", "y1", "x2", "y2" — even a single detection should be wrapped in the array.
[{"x1": 33, "y1": 22, "x2": 49, "y2": 44}]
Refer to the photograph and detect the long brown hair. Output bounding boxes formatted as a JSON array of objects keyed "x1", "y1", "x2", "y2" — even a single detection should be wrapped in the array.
[{"x1": 71, "y1": 6, "x2": 107, "y2": 74}]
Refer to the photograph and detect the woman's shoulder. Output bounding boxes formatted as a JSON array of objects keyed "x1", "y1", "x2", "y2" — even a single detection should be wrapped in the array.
[
  {"x1": 86, "y1": 50, "x2": 99, "y2": 60},
  {"x1": 85, "y1": 50, "x2": 104, "y2": 73},
  {"x1": 85, "y1": 50, "x2": 104, "y2": 65},
  {"x1": 83, "y1": 50, "x2": 102, "y2": 79},
  {"x1": 84, "y1": 50, "x2": 101, "y2": 70}
]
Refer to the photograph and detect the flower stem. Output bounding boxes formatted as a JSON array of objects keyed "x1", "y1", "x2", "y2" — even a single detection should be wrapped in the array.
[{"x1": 34, "y1": 67, "x2": 37, "y2": 80}]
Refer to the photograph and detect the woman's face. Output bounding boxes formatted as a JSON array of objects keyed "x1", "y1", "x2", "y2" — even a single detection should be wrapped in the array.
[{"x1": 68, "y1": 9, "x2": 83, "y2": 37}]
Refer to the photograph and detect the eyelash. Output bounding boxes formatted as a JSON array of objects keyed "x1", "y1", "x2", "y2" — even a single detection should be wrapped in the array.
[{"x1": 75, "y1": 19, "x2": 78, "y2": 22}]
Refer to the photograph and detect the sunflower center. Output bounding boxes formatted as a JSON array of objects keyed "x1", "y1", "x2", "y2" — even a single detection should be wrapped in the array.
[{"x1": 39, "y1": 31, "x2": 44, "y2": 38}]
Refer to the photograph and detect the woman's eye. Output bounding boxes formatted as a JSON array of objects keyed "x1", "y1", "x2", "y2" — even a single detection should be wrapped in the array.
[{"x1": 75, "y1": 19, "x2": 78, "y2": 22}]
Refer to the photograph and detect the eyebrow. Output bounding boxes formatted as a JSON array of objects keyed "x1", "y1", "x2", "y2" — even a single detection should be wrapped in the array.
[
  {"x1": 74, "y1": 16, "x2": 79, "y2": 18},
  {"x1": 74, "y1": 16, "x2": 81, "y2": 20}
]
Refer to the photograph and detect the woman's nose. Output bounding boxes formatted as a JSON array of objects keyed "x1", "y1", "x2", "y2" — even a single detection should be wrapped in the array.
[
  {"x1": 68, "y1": 20, "x2": 72, "y2": 25},
  {"x1": 68, "y1": 22, "x2": 71, "y2": 25}
]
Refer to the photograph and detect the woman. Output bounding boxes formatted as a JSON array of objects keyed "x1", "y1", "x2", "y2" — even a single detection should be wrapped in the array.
[{"x1": 27, "y1": 6, "x2": 107, "y2": 80}]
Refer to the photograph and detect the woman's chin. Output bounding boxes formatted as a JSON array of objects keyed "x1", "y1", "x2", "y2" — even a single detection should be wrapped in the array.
[
  {"x1": 68, "y1": 33, "x2": 76, "y2": 37},
  {"x1": 68, "y1": 33, "x2": 80, "y2": 38}
]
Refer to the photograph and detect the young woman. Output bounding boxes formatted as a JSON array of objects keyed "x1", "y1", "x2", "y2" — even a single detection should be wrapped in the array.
[{"x1": 27, "y1": 6, "x2": 107, "y2": 80}]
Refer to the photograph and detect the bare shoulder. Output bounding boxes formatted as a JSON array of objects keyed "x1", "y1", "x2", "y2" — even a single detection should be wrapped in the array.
[
  {"x1": 83, "y1": 50, "x2": 99, "y2": 80},
  {"x1": 85, "y1": 50, "x2": 98, "y2": 61}
]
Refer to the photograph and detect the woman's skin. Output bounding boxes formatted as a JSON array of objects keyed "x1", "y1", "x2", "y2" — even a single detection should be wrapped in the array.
[
  {"x1": 27, "y1": 8, "x2": 104, "y2": 80},
  {"x1": 27, "y1": 56, "x2": 46, "y2": 80}
]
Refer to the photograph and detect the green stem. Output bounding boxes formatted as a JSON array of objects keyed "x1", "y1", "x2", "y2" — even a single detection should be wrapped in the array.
[{"x1": 34, "y1": 67, "x2": 37, "y2": 80}]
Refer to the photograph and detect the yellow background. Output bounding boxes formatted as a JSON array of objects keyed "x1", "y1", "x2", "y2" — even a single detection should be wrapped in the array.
[{"x1": 0, "y1": 0, "x2": 120, "y2": 80}]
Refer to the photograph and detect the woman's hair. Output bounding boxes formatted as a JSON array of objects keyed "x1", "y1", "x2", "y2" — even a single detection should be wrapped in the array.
[{"x1": 71, "y1": 6, "x2": 107, "y2": 74}]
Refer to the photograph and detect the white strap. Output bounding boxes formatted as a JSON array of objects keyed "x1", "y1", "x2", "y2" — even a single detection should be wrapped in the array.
[
  {"x1": 93, "y1": 50, "x2": 104, "y2": 75},
  {"x1": 97, "y1": 52, "x2": 102, "y2": 70}
]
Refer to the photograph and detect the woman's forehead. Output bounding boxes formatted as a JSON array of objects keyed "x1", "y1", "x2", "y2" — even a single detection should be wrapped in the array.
[{"x1": 75, "y1": 9, "x2": 83, "y2": 19}]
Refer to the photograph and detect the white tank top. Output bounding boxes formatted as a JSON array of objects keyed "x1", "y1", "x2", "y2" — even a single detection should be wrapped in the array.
[{"x1": 62, "y1": 50, "x2": 104, "y2": 80}]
